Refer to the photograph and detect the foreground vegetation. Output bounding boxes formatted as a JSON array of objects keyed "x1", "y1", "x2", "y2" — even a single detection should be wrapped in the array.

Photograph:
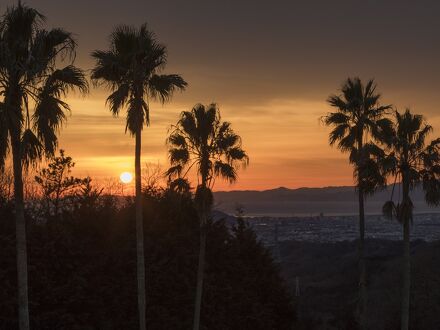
[
  {"x1": 281, "y1": 239, "x2": 440, "y2": 330},
  {"x1": 0, "y1": 186, "x2": 294, "y2": 329}
]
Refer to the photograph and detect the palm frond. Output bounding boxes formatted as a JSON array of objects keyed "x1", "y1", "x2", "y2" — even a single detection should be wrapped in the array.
[
  {"x1": 169, "y1": 177, "x2": 191, "y2": 194},
  {"x1": 338, "y1": 129, "x2": 357, "y2": 153},
  {"x1": 169, "y1": 148, "x2": 189, "y2": 165},
  {"x1": 33, "y1": 86, "x2": 68, "y2": 157},
  {"x1": 148, "y1": 74, "x2": 187, "y2": 103},
  {"x1": 27, "y1": 28, "x2": 76, "y2": 78},
  {"x1": 328, "y1": 123, "x2": 349, "y2": 146},
  {"x1": 356, "y1": 158, "x2": 386, "y2": 195},
  {"x1": 217, "y1": 131, "x2": 240, "y2": 150},
  {"x1": 214, "y1": 161, "x2": 237, "y2": 183},
  {"x1": 125, "y1": 97, "x2": 148, "y2": 134},
  {"x1": 165, "y1": 164, "x2": 183, "y2": 178},
  {"x1": 323, "y1": 112, "x2": 350, "y2": 126},
  {"x1": 370, "y1": 117, "x2": 394, "y2": 145},
  {"x1": 327, "y1": 95, "x2": 347, "y2": 112},
  {"x1": 226, "y1": 147, "x2": 249, "y2": 164},
  {"x1": 167, "y1": 133, "x2": 187, "y2": 148},
  {"x1": 21, "y1": 128, "x2": 42, "y2": 168},
  {"x1": 422, "y1": 174, "x2": 440, "y2": 206},
  {"x1": 90, "y1": 50, "x2": 126, "y2": 85},
  {"x1": 362, "y1": 142, "x2": 385, "y2": 158},
  {"x1": 46, "y1": 65, "x2": 88, "y2": 94},
  {"x1": 106, "y1": 84, "x2": 130, "y2": 116},
  {"x1": 179, "y1": 110, "x2": 198, "y2": 138},
  {"x1": 380, "y1": 153, "x2": 398, "y2": 176},
  {"x1": 414, "y1": 123, "x2": 432, "y2": 151},
  {"x1": 193, "y1": 103, "x2": 217, "y2": 142},
  {"x1": 111, "y1": 24, "x2": 138, "y2": 55},
  {"x1": 0, "y1": 2, "x2": 45, "y2": 48}
]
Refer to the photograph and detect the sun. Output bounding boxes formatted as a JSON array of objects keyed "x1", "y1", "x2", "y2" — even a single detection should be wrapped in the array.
[{"x1": 120, "y1": 172, "x2": 133, "y2": 184}]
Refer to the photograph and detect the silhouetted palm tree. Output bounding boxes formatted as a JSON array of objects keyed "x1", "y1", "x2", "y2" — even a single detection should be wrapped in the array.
[
  {"x1": 166, "y1": 103, "x2": 248, "y2": 330},
  {"x1": 0, "y1": 3, "x2": 87, "y2": 329},
  {"x1": 91, "y1": 24, "x2": 187, "y2": 330},
  {"x1": 382, "y1": 109, "x2": 440, "y2": 330},
  {"x1": 322, "y1": 78, "x2": 392, "y2": 329}
]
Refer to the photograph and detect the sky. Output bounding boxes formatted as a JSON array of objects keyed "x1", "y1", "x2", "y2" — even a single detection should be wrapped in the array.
[{"x1": 2, "y1": 0, "x2": 440, "y2": 190}]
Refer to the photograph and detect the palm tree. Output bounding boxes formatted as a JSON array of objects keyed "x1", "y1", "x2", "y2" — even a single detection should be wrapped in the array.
[
  {"x1": 90, "y1": 24, "x2": 187, "y2": 330},
  {"x1": 0, "y1": 3, "x2": 88, "y2": 329},
  {"x1": 166, "y1": 103, "x2": 248, "y2": 330},
  {"x1": 382, "y1": 109, "x2": 440, "y2": 330},
  {"x1": 322, "y1": 77, "x2": 392, "y2": 328}
]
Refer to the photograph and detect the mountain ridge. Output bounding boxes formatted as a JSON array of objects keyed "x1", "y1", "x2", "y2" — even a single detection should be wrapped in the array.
[{"x1": 213, "y1": 185, "x2": 438, "y2": 216}]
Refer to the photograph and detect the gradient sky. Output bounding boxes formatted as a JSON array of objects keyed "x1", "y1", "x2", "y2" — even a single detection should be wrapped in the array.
[{"x1": 3, "y1": 0, "x2": 440, "y2": 190}]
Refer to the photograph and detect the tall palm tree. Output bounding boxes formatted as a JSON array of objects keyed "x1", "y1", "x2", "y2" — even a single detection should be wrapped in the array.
[
  {"x1": 0, "y1": 3, "x2": 88, "y2": 329},
  {"x1": 166, "y1": 103, "x2": 248, "y2": 330},
  {"x1": 322, "y1": 77, "x2": 392, "y2": 328},
  {"x1": 91, "y1": 24, "x2": 187, "y2": 330},
  {"x1": 382, "y1": 109, "x2": 440, "y2": 330}
]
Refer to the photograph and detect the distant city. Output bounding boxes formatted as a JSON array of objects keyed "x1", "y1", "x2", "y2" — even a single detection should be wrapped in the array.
[{"x1": 213, "y1": 186, "x2": 440, "y2": 245}]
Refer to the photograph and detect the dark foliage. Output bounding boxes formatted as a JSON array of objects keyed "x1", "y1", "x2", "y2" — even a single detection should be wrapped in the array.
[
  {"x1": 281, "y1": 239, "x2": 440, "y2": 330},
  {"x1": 0, "y1": 190, "x2": 294, "y2": 329}
]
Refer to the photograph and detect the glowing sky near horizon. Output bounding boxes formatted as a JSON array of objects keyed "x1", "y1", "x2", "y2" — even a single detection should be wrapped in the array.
[{"x1": 2, "y1": 0, "x2": 440, "y2": 190}]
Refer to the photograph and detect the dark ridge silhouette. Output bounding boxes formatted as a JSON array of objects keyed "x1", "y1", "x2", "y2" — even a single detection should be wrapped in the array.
[{"x1": 213, "y1": 184, "x2": 440, "y2": 216}]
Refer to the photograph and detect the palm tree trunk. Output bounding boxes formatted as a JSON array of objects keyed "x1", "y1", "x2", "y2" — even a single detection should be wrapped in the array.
[
  {"x1": 401, "y1": 180, "x2": 411, "y2": 330},
  {"x1": 193, "y1": 210, "x2": 207, "y2": 330},
  {"x1": 356, "y1": 135, "x2": 367, "y2": 330},
  {"x1": 135, "y1": 129, "x2": 146, "y2": 330},
  {"x1": 358, "y1": 188, "x2": 367, "y2": 330},
  {"x1": 11, "y1": 132, "x2": 30, "y2": 330},
  {"x1": 401, "y1": 214, "x2": 410, "y2": 330}
]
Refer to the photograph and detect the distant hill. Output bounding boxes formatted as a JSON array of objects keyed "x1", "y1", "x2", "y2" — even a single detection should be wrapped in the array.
[{"x1": 213, "y1": 185, "x2": 440, "y2": 217}]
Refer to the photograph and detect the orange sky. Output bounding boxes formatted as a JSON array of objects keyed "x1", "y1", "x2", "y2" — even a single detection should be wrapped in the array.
[
  {"x1": 3, "y1": 0, "x2": 440, "y2": 191},
  {"x1": 59, "y1": 97, "x2": 353, "y2": 190},
  {"x1": 58, "y1": 94, "x2": 440, "y2": 191}
]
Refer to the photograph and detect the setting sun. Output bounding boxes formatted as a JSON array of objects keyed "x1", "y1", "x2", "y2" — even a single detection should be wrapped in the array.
[{"x1": 119, "y1": 172, "x2": 133, "y2": 184}]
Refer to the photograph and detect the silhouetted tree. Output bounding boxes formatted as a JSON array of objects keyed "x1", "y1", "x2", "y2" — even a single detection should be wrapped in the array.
[
  {"x1": 322, "y1": 78, "x2": 392, "y2": 329},
  {"x1": 166, "y1": 103, "x2": 249, "y2": 330},
  {"x1": 91, "y1": 24, "x2": 187, "y2": 330},
  {"x1": 0, "y1": 167, "x2": 13, "y2": 201},
  {"x1": 34, "y1": 150, "x2": 89, "y2": 218},
  {"x1": 0, "y1": 3, "x2": 88, "y2": 328},
  {"x1": 381, "y1": 109, "x2": 440, "y2": 330}
]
